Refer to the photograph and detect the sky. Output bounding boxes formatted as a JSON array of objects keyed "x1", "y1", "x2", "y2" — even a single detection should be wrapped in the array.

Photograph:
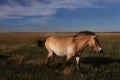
[{"x1": 0, "y1": 0, "x2": 120, "y2": 32}]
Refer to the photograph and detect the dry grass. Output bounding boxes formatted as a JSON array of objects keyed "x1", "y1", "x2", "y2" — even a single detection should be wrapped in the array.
[
  {"x1": 26, "y1": 58, "x2": 45, "y2": 66},
  {"x1": 62, "y1": 66, "x2": 74, "y2": 76},
  {"x1": 8, "y1": 54, "x2": 25, "y2": 64},
  {"x1": 0, "y1": 44, "x2": 23, "y2": 53},
  {"x1": 0, "y1": 32, "x2": 120, "y2": 80}
]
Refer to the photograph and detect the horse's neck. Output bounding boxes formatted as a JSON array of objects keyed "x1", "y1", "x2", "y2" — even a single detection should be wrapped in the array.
[{"x1": 75, "y1": 37, "x2": 90, "y2": 52}]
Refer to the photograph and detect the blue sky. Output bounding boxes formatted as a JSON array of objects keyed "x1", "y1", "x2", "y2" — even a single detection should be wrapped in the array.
[{"x1": 0, "y1": 0, "x2": 120, "y2": 32}]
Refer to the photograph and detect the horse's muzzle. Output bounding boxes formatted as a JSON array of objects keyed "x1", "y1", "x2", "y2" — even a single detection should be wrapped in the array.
[{"x1": 97, "y1": 47, "x2": 103, "y2": 54}]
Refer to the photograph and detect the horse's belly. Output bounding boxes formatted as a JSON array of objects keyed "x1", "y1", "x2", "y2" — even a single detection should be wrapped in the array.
[
  {"x1": 52, "y1": 47, "x2": 67, "y2": 57},
  {"x1": 55, "y1": 52, "x2": 66, "y2": 56}
]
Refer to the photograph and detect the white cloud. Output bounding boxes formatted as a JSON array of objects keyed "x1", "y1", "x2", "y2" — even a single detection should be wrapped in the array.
[
  {"x1": 0, "y1": 0, "x2": 120, "y2": 19},
  {"x1": 24, "y1": 16, "x2": 52, "y2": 26},
  {"x1": 0, "y1": 4, "x2": 56, "y2": 18}
]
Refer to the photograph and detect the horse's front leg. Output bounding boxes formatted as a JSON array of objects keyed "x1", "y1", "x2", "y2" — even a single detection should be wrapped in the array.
[
  {"x1": 76, "y1": 56, "x2": 80, "y2": 71},
  {"x1": 63, "y1": 55, "x2": 72, "y2": 67}
]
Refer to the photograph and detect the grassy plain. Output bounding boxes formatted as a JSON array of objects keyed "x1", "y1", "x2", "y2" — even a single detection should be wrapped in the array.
[{"x1": 0, "y1": 32, "x2": 120, "y2": 80}]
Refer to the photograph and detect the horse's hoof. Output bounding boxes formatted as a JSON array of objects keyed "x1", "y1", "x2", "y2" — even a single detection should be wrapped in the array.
[{"x1": 55, "y1": 69, "x2": 59, "y2": 73}]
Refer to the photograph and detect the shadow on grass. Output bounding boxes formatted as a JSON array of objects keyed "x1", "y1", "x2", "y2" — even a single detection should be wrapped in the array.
[
  {"x1": 0, "y1": 54, "x2": 9, "y2": 60},
  {"x1": 46, "y1": 56, "x2": 120, "y2": 70},
  {"x1": 81, "y1": 57, "x2": 120, "y2": 67}
]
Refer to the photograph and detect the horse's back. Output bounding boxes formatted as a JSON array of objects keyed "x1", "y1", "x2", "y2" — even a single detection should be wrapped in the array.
[{"x1": 45, "y1": 36, "x2": 91, "y2": 47}]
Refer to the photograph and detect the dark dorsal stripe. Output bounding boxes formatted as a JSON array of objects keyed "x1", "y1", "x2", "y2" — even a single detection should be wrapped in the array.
[{"x1": 73, "y1": 31, "x2": 95, "y2": 37}]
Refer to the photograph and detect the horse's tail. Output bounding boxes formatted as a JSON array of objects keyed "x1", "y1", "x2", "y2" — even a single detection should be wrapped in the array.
[{"x1": 37, "y1": 39, "x2": 45, "y2": 47}]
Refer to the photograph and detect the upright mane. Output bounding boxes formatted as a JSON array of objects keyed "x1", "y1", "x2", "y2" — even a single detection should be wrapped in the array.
[{"x1": 73, "y1": 31, "x2": 96, "y2": 37}]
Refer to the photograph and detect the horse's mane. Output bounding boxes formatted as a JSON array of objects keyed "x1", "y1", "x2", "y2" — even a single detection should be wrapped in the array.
[{"x1": 73, "y1": 31, "x2": 95, "y2": 37}]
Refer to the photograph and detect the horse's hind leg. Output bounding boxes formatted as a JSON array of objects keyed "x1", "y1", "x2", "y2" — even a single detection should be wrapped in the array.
[
  {"x1": 45, "y1": 50, "x2": 53, "y2": 67},
  {"x1": 46, "y1": 50, "x2": 56, "y2": 68}
]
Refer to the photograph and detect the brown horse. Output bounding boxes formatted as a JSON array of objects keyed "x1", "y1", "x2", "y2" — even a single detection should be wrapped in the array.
[{"x1": 45, "y1": 33, "x2": 102, "y2": 71}]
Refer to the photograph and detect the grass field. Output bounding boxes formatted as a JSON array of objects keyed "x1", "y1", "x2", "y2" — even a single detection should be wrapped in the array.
[{"x1": 0, "y1": 32, "x2": 120, "y2": 80}]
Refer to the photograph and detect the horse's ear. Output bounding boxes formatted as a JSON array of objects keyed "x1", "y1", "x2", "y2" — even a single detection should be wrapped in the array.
[
  {"x1": 92, "y1": 36, "x2": 96, "y2": 38},
  {"x1": 93, "y1": 35, "x2": 100, "y2": 39}
]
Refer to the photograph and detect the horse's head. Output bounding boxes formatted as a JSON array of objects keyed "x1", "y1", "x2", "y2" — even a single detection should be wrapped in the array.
[{"x1": 88, "y1": 36, "x2": 103, "y2": 54}]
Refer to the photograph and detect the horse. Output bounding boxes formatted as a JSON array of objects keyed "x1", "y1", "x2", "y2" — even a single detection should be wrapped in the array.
[{"x1": 45, "y1": 33, "x2": 102, "y2": 71}]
